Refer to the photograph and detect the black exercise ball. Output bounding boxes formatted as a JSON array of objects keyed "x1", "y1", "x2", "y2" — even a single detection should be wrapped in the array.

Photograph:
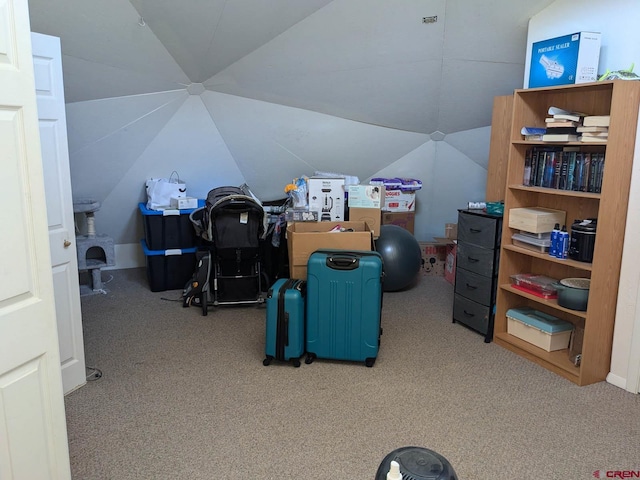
[{"x1": 375, "y1": 225, "x2": 422, "y2": 292}]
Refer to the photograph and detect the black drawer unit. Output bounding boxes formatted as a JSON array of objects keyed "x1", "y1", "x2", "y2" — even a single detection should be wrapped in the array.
[{"x1": 453, "y1": 209, "x2": 502, "y2": 342}]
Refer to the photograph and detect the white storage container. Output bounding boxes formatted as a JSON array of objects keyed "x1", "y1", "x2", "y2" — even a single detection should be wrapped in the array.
[{"x1": 506, "y1": 307, "x2": 573, "y2": 352}]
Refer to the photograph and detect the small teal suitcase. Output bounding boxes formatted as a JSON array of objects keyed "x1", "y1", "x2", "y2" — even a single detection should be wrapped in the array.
[
  {"x1": 264, "y1": 278, "x2": 306, "y2": 367},
  {"x1": 305, "y1": 250, "x2": 383, "y2": 367}
]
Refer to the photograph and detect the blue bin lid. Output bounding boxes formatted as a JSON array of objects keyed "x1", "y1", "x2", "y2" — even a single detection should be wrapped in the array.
[
  {"x1": 140, "y1": 239, "x2": 197, "y2": 256},
  {"x1": 506, "y1": 307, "x2": 573, "y2": 334},
  {"x1": 138, "y1": 200, "x2": 204, "y2": 216}
]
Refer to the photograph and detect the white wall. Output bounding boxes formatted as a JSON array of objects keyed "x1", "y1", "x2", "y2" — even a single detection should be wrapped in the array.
[
  {"x1": 612, "y1": 124, "x2": 640, "y2": 393},
  {"x1": 527, "y1": 0, "x2": 640, "y2": 392}
]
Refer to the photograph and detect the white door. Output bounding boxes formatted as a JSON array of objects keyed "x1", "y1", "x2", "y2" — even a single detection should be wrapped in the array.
[
  {"x1": 0, "y1": 0, "x2": 72, "y2": 478},
  {"x1": 32, "y1": 32, "x2": 86, "y2": 395}
]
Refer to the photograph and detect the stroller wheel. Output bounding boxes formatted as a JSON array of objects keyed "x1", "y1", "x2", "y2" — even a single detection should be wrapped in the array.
[{"x1": 201, "y1": 294, "x2": 208, "y2": 316}]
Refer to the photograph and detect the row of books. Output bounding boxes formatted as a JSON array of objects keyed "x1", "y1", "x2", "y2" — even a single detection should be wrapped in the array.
[{"x1": 523, "y1": 147, "x2": 605, "y2": 193}]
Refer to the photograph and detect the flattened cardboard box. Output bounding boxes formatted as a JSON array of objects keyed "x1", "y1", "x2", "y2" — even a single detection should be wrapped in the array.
[{"x1": 287, "y1": 221, "x2": 373, "y2": 280}]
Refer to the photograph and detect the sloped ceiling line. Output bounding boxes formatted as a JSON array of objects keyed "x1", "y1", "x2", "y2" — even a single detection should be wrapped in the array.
[{"x1": 71, "y1": 92, "x2": 187, "y2": 155}]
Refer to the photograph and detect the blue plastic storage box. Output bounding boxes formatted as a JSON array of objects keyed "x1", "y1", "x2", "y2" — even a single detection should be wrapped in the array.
[
  {"x1": 138, "y1": 200, "x2": 204, "y2": 251},
  {"x1": 506, "y1": 307, "x2": 573, "y2": 351},
  {"x1": 140, "y1": 239, "x2": 197, "y2": 292}
]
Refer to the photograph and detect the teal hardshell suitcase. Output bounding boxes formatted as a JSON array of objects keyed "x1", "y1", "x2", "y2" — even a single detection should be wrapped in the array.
[
  {"x1": 264, "y1": 278, "x2": 306, "y2": 367},
  {"x1": 305, "y1": 250, "x2": 383, "y2": 367}
]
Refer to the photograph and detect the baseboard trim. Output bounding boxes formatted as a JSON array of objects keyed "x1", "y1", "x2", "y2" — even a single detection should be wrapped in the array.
[{"x1": 606, "y1": 372, "x2": 627, "y2": 391}]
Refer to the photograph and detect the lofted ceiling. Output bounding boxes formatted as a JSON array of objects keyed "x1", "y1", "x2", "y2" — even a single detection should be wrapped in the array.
[{"x1": 27, "y1": 0, "x2": 555, "y2": 136}]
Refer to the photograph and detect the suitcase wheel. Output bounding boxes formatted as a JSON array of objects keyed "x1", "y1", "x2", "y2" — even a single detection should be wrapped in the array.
[
  {"x1": 263, "y1": 356, "x2": 273, "y2": 366},
  {"x1": 305, "y1": 353, "x2": 316, "y2": 365},
  {"x1": 291, "y1": 358, "x2": 301, "y2": 368},
  {"x1": 365, "y1": 357, "x2": 376, "y2": 368}
]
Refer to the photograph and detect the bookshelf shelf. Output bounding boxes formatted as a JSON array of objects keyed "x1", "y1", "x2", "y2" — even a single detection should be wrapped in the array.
[
  {"x1": 500, "y1": 284, "x2": 588, "y2": 319},
  {"x1": 493, "y1": 332, "x2": 580, "y2": 381},
  {"x1": 502, "y1": 244, "x2": 593, "y2": 272},
  {"x1": 514, "y1": 140, "x2": 607, "y2": 146},
  {"x1": 508, "y1": 184, "x2": 601, "y2": 199},
  {"x1": 494, "y1": 80, "x2": 640, "y2": 386}
]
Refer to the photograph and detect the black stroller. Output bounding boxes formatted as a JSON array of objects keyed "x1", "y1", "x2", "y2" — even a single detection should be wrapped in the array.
[{"x1": 183, "y1": 186, "x2": 267, "y2": 315}]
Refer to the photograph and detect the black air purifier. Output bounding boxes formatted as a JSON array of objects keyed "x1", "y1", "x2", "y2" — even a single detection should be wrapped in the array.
[{"x1": 375, "y1": 447, "x2": 458, "y2": 480}]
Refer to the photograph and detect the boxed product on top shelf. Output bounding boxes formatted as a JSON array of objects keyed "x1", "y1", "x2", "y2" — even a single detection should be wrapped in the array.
[
  {"x1": 523, "y1": 147, "x2": 605, "y2": 193},
  {"x1": 527, "y1": 32, "x2": 601, "y2": 88}
]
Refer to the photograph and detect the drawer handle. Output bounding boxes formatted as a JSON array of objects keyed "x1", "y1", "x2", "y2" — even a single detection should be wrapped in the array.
[
  {"x1": 463, "y1": 310, "x2": 475, "y2": 317},
  {"x1": 467, "y1": 257, "x2": 479, "y2": 263},
  {"x1": 470, "y1": 228, "x2": 482, "y2": 233},
  {"x1": 465, "y1": 283, "x2": 478, "y2": 290}
]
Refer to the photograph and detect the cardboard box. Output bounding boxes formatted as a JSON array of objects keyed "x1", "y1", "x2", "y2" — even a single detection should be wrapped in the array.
[
  {"x1": 445, "y1": 223, "x2": 458, "y2": 240},
  {"x1": 528, "y1": 32, "x2": 601, "y2": 88},
  {"x1": 308, "y1": 177, "x2": 345, "y2": 222},
  {"x1": 508, "y1": 207, "x2": 566, "y2": 234},
  {"x1": 419, "y1": 242, "x2": 446, "y2": 276},
  {"x1": 506, "y1": 307, "x2": 573, "y2": 352},
  {"x1": 286, "y1": 221, "x2": 373, "y2": 280},
  {"x1": 382, "y1": 211, "x2": 415, "y2": 234},
  {"x1": 170, "y1": 196, "x2": 198, "y2": 210},
  {"x1": 383, "y1": 189, "x2": 416, "y2": 212},
  {"x1": 347, "y1": 185, "x2": 385, "y2": 209},
  {"x1": 348, "y1": 207, "x2": 381, "y2": 239},
  {"x1": 444, "y1": 243, "x2": 456, "y2": 285}
]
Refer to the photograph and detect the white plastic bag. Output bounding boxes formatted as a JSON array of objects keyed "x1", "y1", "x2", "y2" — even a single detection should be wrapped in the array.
[{"x1": 145, "y1": 171, "x2": 186, "y2": 210}]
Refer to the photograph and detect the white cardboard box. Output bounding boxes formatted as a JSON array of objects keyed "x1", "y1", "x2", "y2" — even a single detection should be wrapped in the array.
[
  {"x1": 383, "y1": 189, "x2": 416, "y2": 212},
  {"x1": 528, "y1": 32, "x2": 601, "y2": 88},
  {"x1": 308, "y1": 177, "x2": 345, "y2": 222},
  {"x1": 347, "y1": 185, "x2": 385, "y2": 209},
  {"x1": 170, "y1": 196, "x2": 198, "y2": 210}
]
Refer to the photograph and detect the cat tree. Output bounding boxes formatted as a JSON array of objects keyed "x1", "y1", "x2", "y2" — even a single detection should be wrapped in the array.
[{"x1": 73, "y1": 199, "x2": 115, "y2": 294}]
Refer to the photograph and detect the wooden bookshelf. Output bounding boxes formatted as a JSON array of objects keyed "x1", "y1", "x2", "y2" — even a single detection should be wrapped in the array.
[{"x1": 494, "y1": 81, "x2": 640, "y2": 386}]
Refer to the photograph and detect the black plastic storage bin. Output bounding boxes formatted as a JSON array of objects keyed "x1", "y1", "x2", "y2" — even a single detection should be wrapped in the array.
[
  {"x1": 138, "y1": 200, "x2": 204, "y2": 251},
  {"x1": 140, "y1": 239, "x2": 198, "y2": 292}
]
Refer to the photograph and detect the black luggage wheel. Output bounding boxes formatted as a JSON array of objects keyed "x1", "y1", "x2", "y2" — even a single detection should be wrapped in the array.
[
  {"x1": 264, "y1": 356, "x2": 300, "y2": 367},
  {"x1": 365, "y1": 357, "x2": 376, "y2": 367},
  {"x1": 305, "y1": 353, "x2": 316, "y2": 364}
]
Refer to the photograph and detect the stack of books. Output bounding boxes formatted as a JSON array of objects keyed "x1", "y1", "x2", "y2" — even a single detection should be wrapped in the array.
[
  {"x1": 541, "y1": 107, "x2": 586, "y2": 142},
  {"x1": 578, "y1": 115, "x2": 610, "y2": 143}
]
